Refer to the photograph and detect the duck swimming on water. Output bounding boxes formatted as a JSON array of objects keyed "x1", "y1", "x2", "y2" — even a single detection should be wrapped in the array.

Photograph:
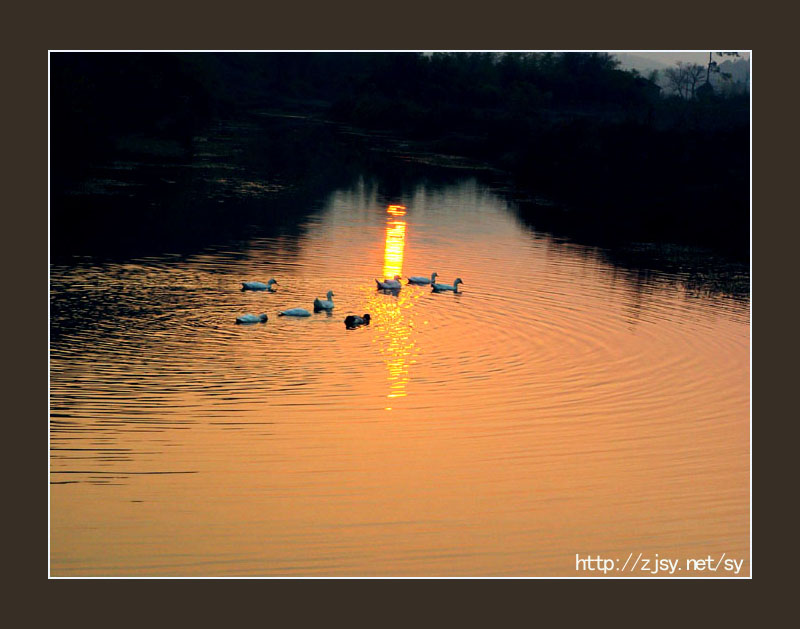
[
  {"x1": 344, "y1": 314, "x2": 371, "y2": 329},
  {"x1": 278, "y1": 308, "x2": 312, "y2": 317},
  {"x1": 431, "y1": 278, "x2": 464, "y2": 293},
  {"x1": 235, "y1": 313, "x2": 268, "y2": 324},
  {"x1": 241, "y1": 278, "x2": 279, "y2": 292},
  {"x1": 407, "y1": 272, "x2": 437, "y2": 285},
  {"x1": 313, "y1": 290, "x2": 335, "y2": 311},
  {"x1": 376, "y1": 275, "x2": 402, "y2": 290}
]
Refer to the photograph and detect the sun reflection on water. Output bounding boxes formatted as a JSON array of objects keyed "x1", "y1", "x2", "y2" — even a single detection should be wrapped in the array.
[
  {"x1": 372, "y1": 204, "x2": 417, "y2": 403},
  {"x1": 382, "y1": 205, "x2": 406, "y2": 280}
]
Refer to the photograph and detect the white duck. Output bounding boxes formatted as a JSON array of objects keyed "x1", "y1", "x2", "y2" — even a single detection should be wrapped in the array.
[
  {"x1": 278, "y1": 308, "x2": 311, "y2": 317},
  {"x1": 407, "y1": 272, "x2": 437, "y2": 285},
  {"x1": 313, "y1": 290, "x2": 335, "y2": 311},
  {"x1": 241, "y1": 278, "x2": 279, "y2": 292},
  {"x1": 431, "y1": 278, "x2": 464, "y2": 293},
  {"x1": 235, "y1": 313, "x2": 268, "y2": 324},
  {"x1": 376, "y1": 275, "x2": 402, "y2": 290}
]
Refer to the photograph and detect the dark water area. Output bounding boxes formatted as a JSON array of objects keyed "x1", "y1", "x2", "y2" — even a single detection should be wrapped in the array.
[
  {"x1": 52, "y1": 115, "x2": 350, "y2": 261},
  {"x1": 52, "y1": 114, "x2": 478, "y2": 261},
  {"x1": 52, "y1": 112, "x2": 749, "y2": 300},
  {"x1": 508, "y1": 198, "x2": 750, "y2": 303}
]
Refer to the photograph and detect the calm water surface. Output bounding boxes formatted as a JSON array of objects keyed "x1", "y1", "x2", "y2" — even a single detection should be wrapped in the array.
[{"x1": 50, "y1": 177, "x2": 749, "y2": 576}]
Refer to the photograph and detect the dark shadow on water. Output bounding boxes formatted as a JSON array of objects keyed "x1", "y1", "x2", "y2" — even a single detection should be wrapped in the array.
[
  {"x1": 52, "y1": 115, "x2": 361, "y2": 263},
  {"x1": 51, "y1": 112, "x2": 749, "y2": 303},
  {"x1": 51, "y1": 112, "x2": 478, "y2": 265},
  {"x1": 507, "y1": 195, "x2": 750, "y2": 304}
]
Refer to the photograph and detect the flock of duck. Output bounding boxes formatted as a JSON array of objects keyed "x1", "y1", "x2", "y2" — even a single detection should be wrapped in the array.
[{"x1": 235, "y1": 272, "x2": 464, "y2": 329}]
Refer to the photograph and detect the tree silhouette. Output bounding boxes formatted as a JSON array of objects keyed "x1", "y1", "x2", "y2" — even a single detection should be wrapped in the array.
[
  {"x1": 706, "y1": 51, "x2": 740, "y2": 86},
  {"x1": 664, "y1": 62, "x2": 707, "y2": 99}
]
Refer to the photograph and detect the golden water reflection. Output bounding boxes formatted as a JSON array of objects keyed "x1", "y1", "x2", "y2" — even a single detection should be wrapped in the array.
[
  {"x1": 50, "y1": 185, "x2": 750, "y2": 576},
  {"x1": 382, "y1": 205, "x2": 406, "y2": 280},
  {"x1": 374, "y1": 204, "x2": 416, "y2": 403}
]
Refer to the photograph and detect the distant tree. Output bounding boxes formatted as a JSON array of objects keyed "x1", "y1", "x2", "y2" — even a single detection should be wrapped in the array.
[
  {"x1": 664, "y1": 62, "x2": 706, "y2": 99},
  {"x1": 664, "y1": 63, "x2": 689, "y2": 98},
  {"x1": 684, "y1": 63, "x2": 706, "y2": 99}
]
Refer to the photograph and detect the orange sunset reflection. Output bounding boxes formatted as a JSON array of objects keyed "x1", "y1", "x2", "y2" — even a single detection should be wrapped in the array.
[
  {"x1": 382, "y1": 205, "x2": 407, "y2": 279},
  {"x1": 372, "y1": 204, "x2": 416, "y2": 402}
]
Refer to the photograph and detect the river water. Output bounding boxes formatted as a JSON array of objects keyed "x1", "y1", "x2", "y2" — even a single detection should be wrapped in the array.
[{"x1": 50, "y1": 117, "x2": 750, "y2": 576}]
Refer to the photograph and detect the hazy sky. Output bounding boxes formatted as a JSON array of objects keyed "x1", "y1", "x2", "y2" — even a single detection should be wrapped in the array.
[
  {"x1": 611, "y1": 51, "x2": 751, "y2": 66},
  {"x1": 421, "y1": 51, "x2": 751, "y2": 66}
]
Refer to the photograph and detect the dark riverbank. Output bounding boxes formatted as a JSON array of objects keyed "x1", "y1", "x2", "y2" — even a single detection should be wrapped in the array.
[
  {"x1": 326, "y1": 71, "x2": 749, "y2": 261},
  {"x1": 51, "y1": 52, "x2": 749, "y2": 262}
]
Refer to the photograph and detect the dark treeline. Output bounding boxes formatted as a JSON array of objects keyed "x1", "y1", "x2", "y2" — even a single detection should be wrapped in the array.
[{"x1": 52, "y1": 52, "x2": 749, "y2": 259}]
